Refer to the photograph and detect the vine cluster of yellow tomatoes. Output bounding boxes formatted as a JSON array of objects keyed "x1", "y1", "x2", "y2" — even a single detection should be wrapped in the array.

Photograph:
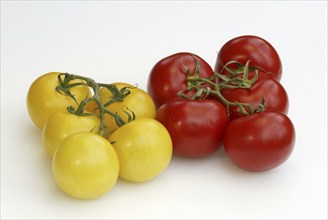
[
  {"x1": 26, "y1": 35, "x2": 295, "y2": 200},
  {"x1": 27, "y1": 72, "x2": 172, "y2": 199}
]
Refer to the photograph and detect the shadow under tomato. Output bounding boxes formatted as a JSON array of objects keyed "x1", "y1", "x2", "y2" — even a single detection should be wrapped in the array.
[
  {"x1": 218, "y1": 149, "x2": 282, "y2": 176},
  {"x1": 171, "y1": 146, "x2": 279, "y2": 176},
  {"x1": 171, "y1": 146, "x2": 225, "y2": 162},
  {"x1": 24, "y1": 121, "x2": 42, "y2": 146}
]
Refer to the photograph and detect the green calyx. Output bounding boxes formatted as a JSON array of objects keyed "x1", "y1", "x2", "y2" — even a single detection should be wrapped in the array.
[
  {"x1": 177, "y1": 57, "x2": 267, "y2": 117},
  {"x1": 55, "y1": 73, "x2": 134, "y2": 136}
]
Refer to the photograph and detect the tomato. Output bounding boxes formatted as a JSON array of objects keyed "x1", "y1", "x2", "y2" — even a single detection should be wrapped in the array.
[
  {"x1": 42, "y1": 110, "x2": 100, "y2": 159},
  {"x1": 27, "y1": 72, "x2": 90, "y2": 129},
  {"x1": 86, "y1": 82, "x2": 156, "y2": 132},
  {"x1": 108, "y1": 118, "x2": 172, "y2": 182},
  {"x1": 147, "y1": 52, "x2": 214, "y2": 109},
  {"x1": 220, "y1": 71, "x2": 289, "y2": 119},
  {"x1": 52, "y1": 132, "x2": 119, "y2": 199},
  {"x1": 215, "y1": 35, "x2": 282, "y2": 81},
  {"x1": 223, "y1": 112, "x2": 295, "y2": 172},
  {"x1": 156, "y1": 98, "x2": 229, "y2": 157}
]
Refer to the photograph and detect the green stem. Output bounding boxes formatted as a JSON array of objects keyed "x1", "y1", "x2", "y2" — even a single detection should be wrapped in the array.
[
  {"x1": 180, "y1": 58, "x2": 267, "y2": 116},
  {"x1": 56, "y1": 73, "x2": 131, "y2": 136},
  {"x1": 186, "y1": 76, "x2": 253, "y2": 116}
]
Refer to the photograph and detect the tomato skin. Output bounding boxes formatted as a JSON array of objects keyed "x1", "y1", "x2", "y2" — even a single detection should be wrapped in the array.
[
  {"x1": 52, "y1": 132, "x2": 119, "y2": 199},
  {"x1": 42, "y1": 110, "x2": 100, "y2": 159},
  {"x1": 108, "y1": 118, "x2": 172, "y2": 182},
  {"x1": 221, "y1": 71, "x2": 289, "y2": 119},
  {"x1": 86, "y1": 82, "x2": 156, "y2": 132},
  {"x1": 223, "y1": 112, "x2": 295, "y2": 172},
  {"x1": 147, "y1": 52, "x2": 214, "y2": 109},
  {"x1": 156, "y1": 98, "x2": 229, "y2": 157},
  {"x1": 27, "y1": 72, "x2": 90, "y2": 129},
  {"x1": 215, "y1": 35, "x2": 282, "y2": 81}
]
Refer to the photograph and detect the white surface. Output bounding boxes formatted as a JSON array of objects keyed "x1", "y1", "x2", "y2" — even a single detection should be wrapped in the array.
[{"x1": 1, "y1": 1, "x2": 327, "y2": 219}]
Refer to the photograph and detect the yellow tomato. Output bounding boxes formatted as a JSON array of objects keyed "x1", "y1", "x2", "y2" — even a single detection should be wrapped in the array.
[
  {"x1": 86, "y1": 82, "x2": 156, "y2": 132},
  {"x1": 42, "y1": 110, "x2": 100, "y2": 159},
  {"x1": 109, "y1": 118, "x2": 172, "y2": 182},
  {"x1": 27, "y1": 72, "x2": 90, "y2": 129},
  {"x1": 52, "y1": 132, "x2": 119, "y2": 199}
]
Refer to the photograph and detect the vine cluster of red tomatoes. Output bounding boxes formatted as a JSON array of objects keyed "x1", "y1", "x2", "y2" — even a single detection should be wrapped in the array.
[
  {"x1": 27, "y1": 35, "x2": 295, "y2": 200},
  {"x1": 149, "y1": 35, "x2": 295, "y2": 172}
]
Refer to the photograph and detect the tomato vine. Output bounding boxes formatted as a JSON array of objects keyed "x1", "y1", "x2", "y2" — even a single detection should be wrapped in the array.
[
  {"x1": 177, "y1": 56, "x2": 266, "y2": 117},
  {"x1": 55, "y1": 73, "x2": 135, "y2": 136}
]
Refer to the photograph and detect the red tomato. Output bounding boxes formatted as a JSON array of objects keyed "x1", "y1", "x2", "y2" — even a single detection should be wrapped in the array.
[
  {"x1": 215, "y1": 35, "x2": 282, "y2": 81},
  {"x1": 220, "y1": 71, "x2": 289, "y2": 119},
  {"x1": 147, "y1": 52, "x2": 214, "y2": 109},
  {"x1": 156, "y1": 98, "x2": 229, "y2": 157},
  {"x1": 224, "y1": 112, "x2": 295, "y2": 172}
]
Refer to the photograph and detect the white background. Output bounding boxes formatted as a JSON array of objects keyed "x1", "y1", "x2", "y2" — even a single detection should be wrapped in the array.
[{"x1": 1, "y1": 1, "x2": 327, "y2": 219}]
